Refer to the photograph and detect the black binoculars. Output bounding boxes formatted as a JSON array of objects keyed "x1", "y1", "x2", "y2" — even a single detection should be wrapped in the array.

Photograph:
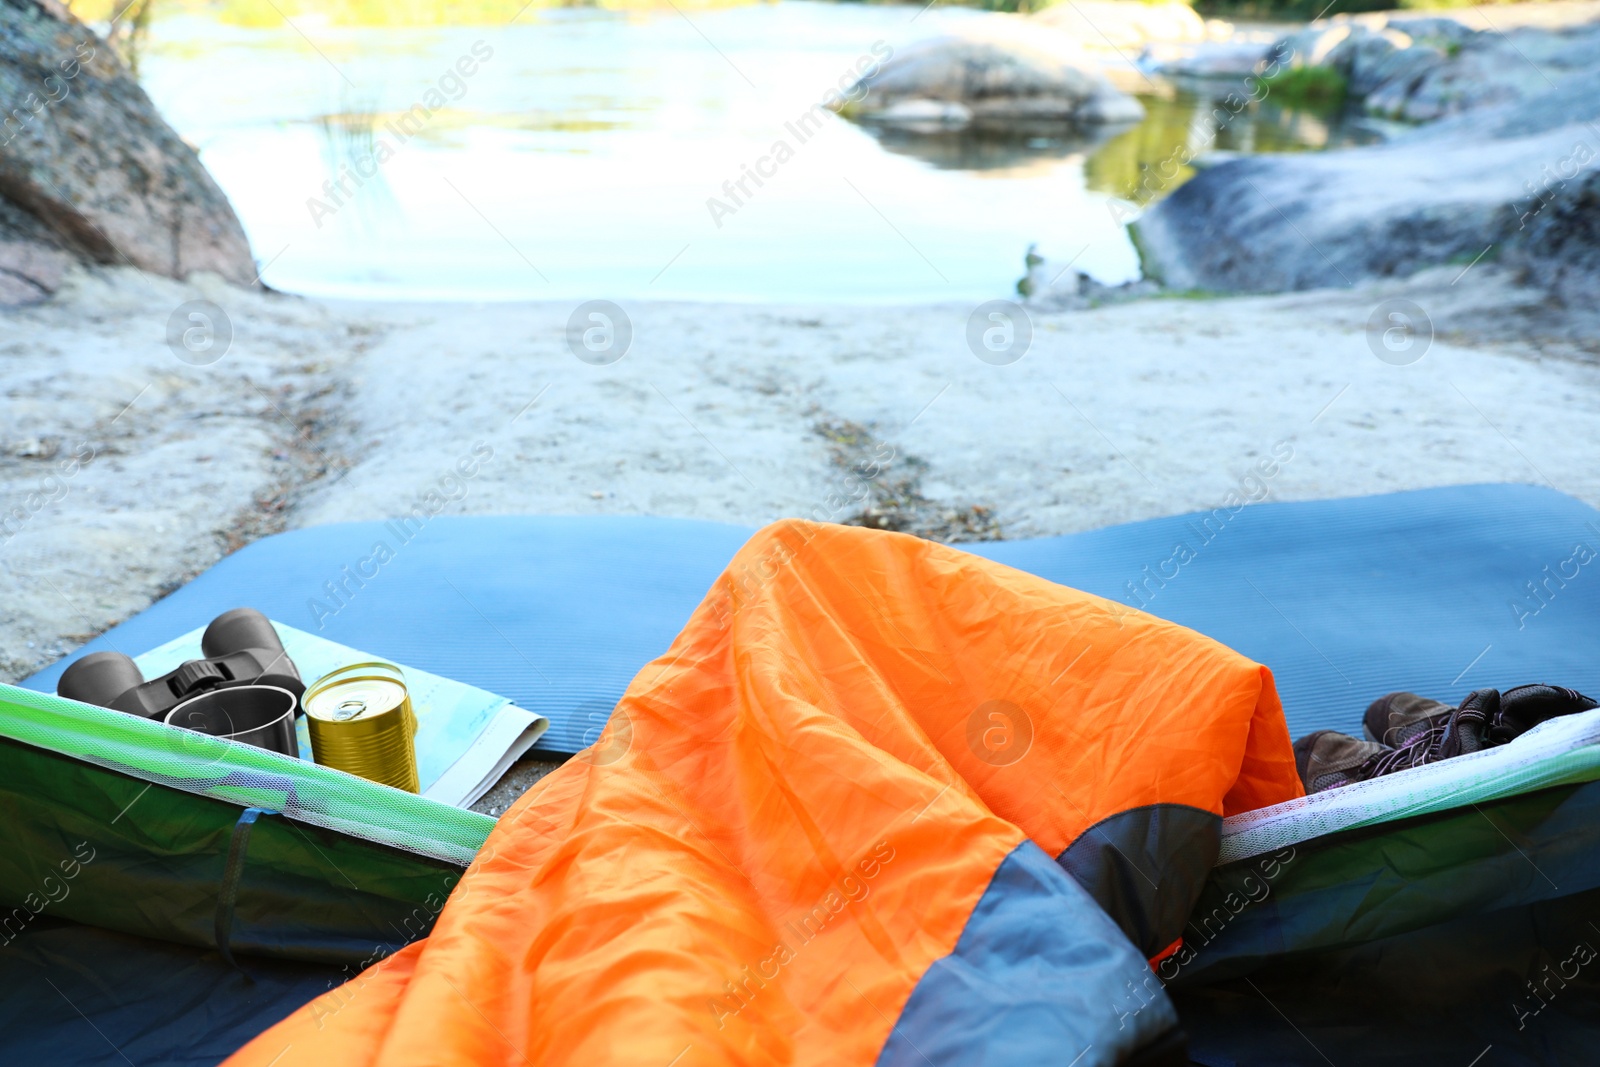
[{"x1": 58, "y1": 607, "x2": 304, "y2": 720}]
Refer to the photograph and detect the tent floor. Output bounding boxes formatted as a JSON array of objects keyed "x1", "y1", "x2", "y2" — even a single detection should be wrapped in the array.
[
  {"x1": 1177, "y1": 885, "x2": 1600, "y2": 1065},
  {"x1": 0, "y1": 917, "x2": 338, "y2": 1066}
]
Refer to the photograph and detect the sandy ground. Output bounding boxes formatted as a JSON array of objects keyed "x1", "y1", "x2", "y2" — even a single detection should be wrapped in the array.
[
  {"x1": 4, "y1": 263, "x2": 1598, "y2": 804},
  {"x1": 0, "y1": 270, "x2": 374, "y2": 680},
  {"x1": 292, "y1": 276, "x2": 1600, "y2": 540}
]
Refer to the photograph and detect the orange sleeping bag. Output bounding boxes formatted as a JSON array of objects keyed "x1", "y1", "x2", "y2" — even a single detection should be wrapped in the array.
[{"x1": 227, "y1": 519, "x2": 1301, "y2": 1067}]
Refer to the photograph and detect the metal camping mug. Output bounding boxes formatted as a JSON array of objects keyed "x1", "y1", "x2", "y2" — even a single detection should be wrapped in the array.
[{"x1": 163, "y1": 684, "x2": 301, "y2": 758}]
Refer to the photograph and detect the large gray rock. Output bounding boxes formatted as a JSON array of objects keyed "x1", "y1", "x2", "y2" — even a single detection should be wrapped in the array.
[
  {"x1": 1356, "y1": 44, "x2": 1449, "y2": 116},
  {"x1": 845, "y1": 29, "x2": 1144, "y2": 129},
  {"x1": 1139, "y1": 84, "x2": 1600, "y2": 292},
  {"x1": 1514, "y1": 165, "x2": 1600, "y2": 308},
  {"x1": 0, "y1": 0, "x2": 254, "y2": 304},
  {"x1": 1264, "y1": 10, "x2": 1600, "y2": 122},
  {"x1": 1274, "y1": 21, "x2": 1361, "y2": 69},
  {"x1": 1393, "y1": 22, "x2": 1600, "y2": 120},
  {"x1": 1141, "y1": 39, "x2": 1274, "y2": 79},
  {"x1": 1134, "y1": 147, "x2": 1514, "y2": 292},
  {"x1": 1382, "y1": 16, "x2": 1477, "y2": 48},
  {"x1": 1325, "y1": 27, "x2": 1447, "y2": 99},
  {"x1": 1133, "y1": 71, "x2": 1600, "y2": 294},
  {"x1": 1268, "y1": 20, "x2": 1452, "y2": 116}
]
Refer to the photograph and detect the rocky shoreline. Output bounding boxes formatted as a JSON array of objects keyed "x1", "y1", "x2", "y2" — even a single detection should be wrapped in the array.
[
  {"x1": 1018, "y1": 1, "x2": 1600, "y2": 350},
  {"x1": 825, "y1": 0, "x2": 1600, "y2": 347},
  {"x1": 4, "y1": 0, "x2": 1599, "y2": 702}
]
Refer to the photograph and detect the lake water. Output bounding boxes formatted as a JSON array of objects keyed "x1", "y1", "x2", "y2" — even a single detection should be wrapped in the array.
[{"x1": 127, "y1": 2, "x2": 1372, "y2": 303}]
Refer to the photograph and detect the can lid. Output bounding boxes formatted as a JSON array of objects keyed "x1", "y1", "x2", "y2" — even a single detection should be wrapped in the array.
[{"x1": 304, "y1": 661, "x2": 408, "y2": 723}]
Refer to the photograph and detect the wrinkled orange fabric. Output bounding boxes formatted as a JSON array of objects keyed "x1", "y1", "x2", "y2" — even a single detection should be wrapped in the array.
[{"x1": 227, "y1": 520, "x2": 1301, "y2": 1067}]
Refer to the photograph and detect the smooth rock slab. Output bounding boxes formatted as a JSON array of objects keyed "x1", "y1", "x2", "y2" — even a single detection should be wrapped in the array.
[
  {"x1": 846, "y1": 29, "x2": 1144, "y2": 128},
  {"x1": 1132, "y1": 119, "x2": 1593, "y2": 292},
  {"x1": 1142, "y1": 40, "x2": 1274, "y2": 79},
  {"x1": 1137, "y1": 10, "x2": 1600, "y2": 298}
]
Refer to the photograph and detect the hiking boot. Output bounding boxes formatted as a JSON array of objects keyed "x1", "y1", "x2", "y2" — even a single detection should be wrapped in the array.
[
  {"x1": 1487, "y1": 684, "x2": 1599, "y2": 745},
  {"x1": 1300, "y1": 690, "x2": 1499, "y2": 793},
  {"x1": 1293, "y1": 730, "x2": 1392, "y2": 794},
  {"x1": 1365, "y1": 685, "x2": 1598, "y2": 751},
  {"x1": 1353, "y1": 688, "x2": 1500, "y2": 785},
  {"x1": 1362, "y1": 691, "x2": 1452, "y2": 747},
  {"x1": 1308, "y1": 685, "x2": 1600, "y2": 795}
]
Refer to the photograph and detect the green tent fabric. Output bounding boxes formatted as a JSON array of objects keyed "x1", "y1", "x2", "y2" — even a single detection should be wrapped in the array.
[
  {"x1": 0, "y1": 731, "x2": 465, "y2": 966},
  {"x1": 0, "y1": 682, "x2": 483, "y2": 1064},
  {"x1": 1172, "y1": 779, "x2": 1600, "y2": 1064}
]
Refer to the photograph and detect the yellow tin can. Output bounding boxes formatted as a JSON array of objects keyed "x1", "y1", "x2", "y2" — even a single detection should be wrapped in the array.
[{"x1": 303, "y1": 661, "x2": 419, "y2": 793}]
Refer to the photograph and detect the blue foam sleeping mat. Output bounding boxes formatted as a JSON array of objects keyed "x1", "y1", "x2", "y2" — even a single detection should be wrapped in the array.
[{"x1": 24, "y1": 483, "x2": 1600, "y2": 754}]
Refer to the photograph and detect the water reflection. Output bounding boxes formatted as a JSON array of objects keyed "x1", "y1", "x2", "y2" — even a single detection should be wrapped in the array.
[
  {"x1": 1086, "y1": 86, "x2": 1382, "y2": 205},
  {"x1": 313, "y1": 104, "x2": 400, "y2": 236},
  {"x1": 858, "y1": 122, "x2": 1126, "y2": 174},
  {"x1": 859, "y1": 86, "x2": 1378, "y2": 196},
  {"x1": 74, "y1": 0, "x2": 1380, "y2": 301}
]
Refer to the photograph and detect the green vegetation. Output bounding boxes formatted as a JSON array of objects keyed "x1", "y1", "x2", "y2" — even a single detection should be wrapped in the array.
[
  {"x1": 1127, "y1": 222, "x2": 1163, "y2": 286},
  {"x1": 1260, "y1": 65, "x2": 1348, "y2": 110}
]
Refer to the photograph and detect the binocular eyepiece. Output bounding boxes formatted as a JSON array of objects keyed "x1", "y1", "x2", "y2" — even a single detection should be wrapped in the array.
[{"x1": 58, "y1": 607, "x2": 304, "y2": 720}]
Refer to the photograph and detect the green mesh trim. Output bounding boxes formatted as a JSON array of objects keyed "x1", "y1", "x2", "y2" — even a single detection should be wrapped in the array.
[{"x1": 0, "y1": 682, "x2": 495, "y2": 866}]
